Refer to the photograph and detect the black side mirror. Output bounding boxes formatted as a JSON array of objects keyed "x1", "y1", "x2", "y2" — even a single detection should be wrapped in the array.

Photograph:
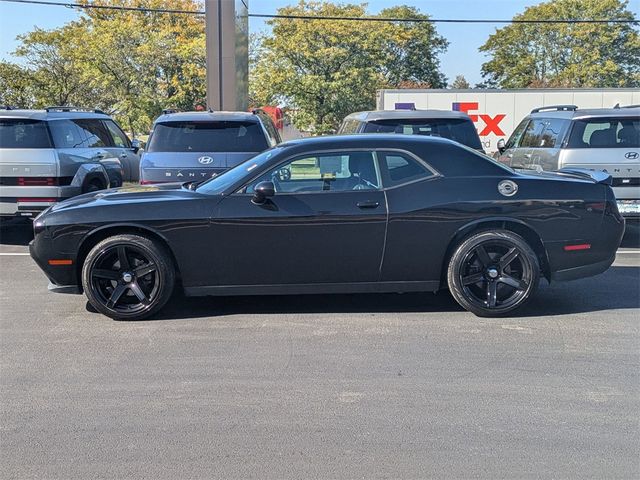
[
  {"x1": 497, "y1": 138, "x2": 506, "y2": 153},
  {"x1": 131, "y1": 138, "x2": 141, "y2": 154},
  {"x1": 252, "y1": 181, "x2": 275, "y2": 204}
]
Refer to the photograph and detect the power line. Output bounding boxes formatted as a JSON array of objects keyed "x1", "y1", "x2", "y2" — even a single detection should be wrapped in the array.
[{"x1": 0, "y1": 0, "x2": 638, "y2": 24}]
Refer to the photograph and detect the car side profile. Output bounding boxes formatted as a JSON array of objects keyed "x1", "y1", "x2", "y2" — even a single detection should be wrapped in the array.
[
  {"x1": 496, "y1": 105, "x2": 639, "y2": 219},
  {"x1": 0, "y1": 106, "x2": 141, "y2": 217},
  {"x1": 338, "y1": 109, "x2": 484, "y2": 152},
  {"x1": 30, "y1": 135, "x2": 624, "y2": 320},
  {"x1": 139, "y1": 109, "x2": 280, "y2": 184}
]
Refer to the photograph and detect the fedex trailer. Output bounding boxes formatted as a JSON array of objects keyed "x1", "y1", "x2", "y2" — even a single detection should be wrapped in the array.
[{"x1": 376, "y1": 88, "x2": 640, "y2": 153}]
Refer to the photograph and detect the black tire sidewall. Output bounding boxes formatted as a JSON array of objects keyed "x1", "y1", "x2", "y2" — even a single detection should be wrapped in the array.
[
  {"x1": 81, "y1": 234, "x2": 175, "y2": 320},
  {"x1": 447, "y1": 230, "x2": 540, "y2": 317}
]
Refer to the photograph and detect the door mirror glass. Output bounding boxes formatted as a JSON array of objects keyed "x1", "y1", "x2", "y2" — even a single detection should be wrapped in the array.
[
  {"x1": 497, "y1": 138, "x2": 506, "y2": 153},
  {"x1": 252, "y1": 181, "x2": 275, "y2": 204},
  {"x1": 131, "y1": 138, "x2": 141, "y2": 153}
]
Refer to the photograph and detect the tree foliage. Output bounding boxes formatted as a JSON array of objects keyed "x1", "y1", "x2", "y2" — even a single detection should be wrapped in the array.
[
  {"x1": 480, "y1": 0, "x2": 640, "y2": 88},
  {"x1": 1, "y1": 0, "x2": 205, "y2": 135},
  {"x1": 451, "y1": 75, "x2": 471, "y2": 89},
  {"x1": 250, "y1": 1, "x2": 448, "y2": 134}
]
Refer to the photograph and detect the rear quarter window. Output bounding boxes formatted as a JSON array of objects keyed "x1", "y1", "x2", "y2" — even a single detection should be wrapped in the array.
[
  {"x1": 147, "y1": 121, "x2": 269, "y2": 153},
  {"x1": 0, "y1": 119, "x2": 52, "y2": 148},
  {"x1": 567, "y1": 117, "x2": 639, "y2": 148}
]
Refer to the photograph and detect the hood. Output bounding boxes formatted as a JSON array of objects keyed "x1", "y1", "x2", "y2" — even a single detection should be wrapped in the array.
[{"x1": 49, "y1": 182, "x2": 205, "y2": 213}]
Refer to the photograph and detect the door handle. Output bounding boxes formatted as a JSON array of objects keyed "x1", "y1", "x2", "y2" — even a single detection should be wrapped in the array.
[
  {"x1": 119, "y1": 152, "x2": 128, "y2": 159},
  {"x1": 356, "y1": 201, "x2": 380, "y2": 209}
]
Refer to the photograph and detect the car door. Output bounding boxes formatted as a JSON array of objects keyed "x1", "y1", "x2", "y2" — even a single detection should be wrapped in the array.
[
  {"x1": 206, "y1": 150, "x2": 388, "y2": 287},
  {"x1": 525, "y1": 117, "x2": 568, "y2": 171},
  {"x1": 103, "y1": 119, "x2": 140, "y2": 182},
  {"x1": 497, "y1": 118, "x2": 530, "y2": 167}
]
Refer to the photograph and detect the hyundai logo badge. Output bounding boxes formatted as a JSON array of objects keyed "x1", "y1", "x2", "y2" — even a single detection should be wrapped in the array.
[
  {"x1": 198, "y1": 156, "x2": 214, "y2": 165},
  {"x1": 498, "y1": 180, "x2": 518, "y2": 197},
  {"x1": 624, "y1": 152, "x2": 638, "y2": 160}
]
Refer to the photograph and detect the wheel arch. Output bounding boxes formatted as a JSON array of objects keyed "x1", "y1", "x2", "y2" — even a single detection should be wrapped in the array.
[
  {"x1": 440, "y1": 218, "x2": 551, "y2": 288},
  {"x1": 76, "y1": 224, "x2": 183, "y2": 290}
]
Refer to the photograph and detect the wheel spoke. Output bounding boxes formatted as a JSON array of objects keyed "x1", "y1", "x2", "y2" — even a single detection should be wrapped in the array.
[
  {"x1": 134, "y1": 263, "x2": 156, "y2": 278},
  {"x1": 499, "y1": 247, "x2": 519, "y2": 270},
  {"x1": 498, "y1": 275, "x2": 528, "y2": 291},
  {"x1": 106, "y1": 284, "x2": 127, "y2": 308},
  {"x1": 486, "y1": 281, "x2": 498, "y2": 308},
  {"x1": 129, "y1": 281, "x2": 149, "y2": 304},
  {"x1": 462, "y1": 272, "x2": 484, "y2": 286},
  {"x1": 475, "y1": 245, "x2": 492, "y2": 267},
  {"x1": 117, "y1": 246, "x2": 131, "y2": 270},
  {"x1": 92, "y1": 269, "x2": 120, "y2": 280}
]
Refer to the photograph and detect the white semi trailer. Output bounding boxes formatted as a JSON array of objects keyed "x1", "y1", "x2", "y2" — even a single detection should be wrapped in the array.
[{"x1": 376, "y1": 88, "x2": 640, "y2": 153}]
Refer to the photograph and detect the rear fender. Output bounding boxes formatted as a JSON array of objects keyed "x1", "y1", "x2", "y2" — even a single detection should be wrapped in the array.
[{"x1": 71, "y1": 164, "x2": 110, "y2": 190}]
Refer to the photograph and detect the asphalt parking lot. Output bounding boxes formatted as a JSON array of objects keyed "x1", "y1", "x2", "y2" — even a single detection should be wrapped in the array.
[{"x1": 1, "y1": 219, "x2": 639, "y2": 479}]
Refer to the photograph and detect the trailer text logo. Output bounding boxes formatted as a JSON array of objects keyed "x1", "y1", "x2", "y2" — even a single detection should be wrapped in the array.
[{"x1": 452, "y1": 102, "x2": 506, "y2": 136}]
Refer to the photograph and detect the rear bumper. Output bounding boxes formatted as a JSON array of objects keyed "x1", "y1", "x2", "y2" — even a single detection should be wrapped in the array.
[
  {"x1": 0, "y1": 185, "x2": 80, "y2": 216},
  {"x1": 551, "y1": 254, "x2": 615, "y2": 282}
]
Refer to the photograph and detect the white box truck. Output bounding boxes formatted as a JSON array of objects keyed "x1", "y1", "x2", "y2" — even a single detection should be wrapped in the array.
[{"x1": 376, "y1": 88, "x2": 640, "y2": 154}]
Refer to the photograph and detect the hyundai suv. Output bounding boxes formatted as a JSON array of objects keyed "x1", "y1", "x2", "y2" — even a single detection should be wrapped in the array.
[
  {"x1": 496, "y1": 105, "x2": 639, "y2": 218},
  {"x1": 338, "y1": 109, "x2": 484, "y2": 152},
  {"x1": 0, "y1": 107, "x2": 140, "y2": 218},
  {"x1": 140, "y1": 110, "x2": 280, "y2": 184}
]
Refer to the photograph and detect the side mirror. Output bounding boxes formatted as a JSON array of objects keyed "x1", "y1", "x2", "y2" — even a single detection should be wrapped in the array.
[
  {"x1": 497, "y1": 138, "x2": 506, "y2": 153},
  {"x1": 131, "y1": 138, "x2": 141, "y2": 154},
  {"x1": 252, "y1": 181, "x2": 275, "y2": 205}
]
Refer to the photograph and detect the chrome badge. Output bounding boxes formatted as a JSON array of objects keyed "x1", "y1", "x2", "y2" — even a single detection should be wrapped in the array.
[
  {"x1": 198, "y1": 156, "x2": 214, "y2": 165},
  {"x1": 498, "y1": 180, "x2": 518, "y2": 197}
]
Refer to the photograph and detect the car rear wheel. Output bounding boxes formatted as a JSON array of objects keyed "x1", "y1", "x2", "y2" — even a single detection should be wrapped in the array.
[
  {"x1": 447, "y1": 230, "x2": 540, "y2": 317},
  {"x1": 81, "y1": 234, "x2": 175, "y2": 320}
]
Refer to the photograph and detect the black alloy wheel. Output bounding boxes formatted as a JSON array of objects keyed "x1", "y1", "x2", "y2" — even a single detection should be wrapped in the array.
[
  {"x1": 447, "y1": 230, "x2": 540, "y2": 317},
  {"x1": 82, "y1": 234, "x2": 175, "y2": 320}
]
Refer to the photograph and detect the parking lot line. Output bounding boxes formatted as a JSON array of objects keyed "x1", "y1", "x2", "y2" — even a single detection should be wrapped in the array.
[{"x1": 0, "y1": 252, "x2": 30, "y2": 256}]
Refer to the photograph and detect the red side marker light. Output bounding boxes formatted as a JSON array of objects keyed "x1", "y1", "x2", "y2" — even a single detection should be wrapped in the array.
[
  {"x1": 563, "y1": 244, "x2": 591, "y2": 252},
  {"x1": 48, "y1": 259, "x2": 73, "y2": 266}
]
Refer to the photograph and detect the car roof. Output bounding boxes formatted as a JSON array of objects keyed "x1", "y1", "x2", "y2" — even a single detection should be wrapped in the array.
[
  {"x1": 529, "y1": 107, "x2": 640, "y2": 120},
  {"x1": 279, "y1": 133, "x2": 463, "y2": 150},
  {"x1": 154, "y1": 111, "x2": 261, "y2": 124},
  {"x1": 344, "y1": 109, "x2": 472, "y2": 122},
  {"x1": 0, "y1": 108, "x2": 110, "y2": 121}
]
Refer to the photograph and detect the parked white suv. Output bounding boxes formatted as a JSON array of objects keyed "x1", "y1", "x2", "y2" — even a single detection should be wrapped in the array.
[
  {"x1": 0, "y1": 106, "x2": 141, "y2": 217},
  {"x1": 496, "y1": 105, "x2": 639, "y2": 219}
]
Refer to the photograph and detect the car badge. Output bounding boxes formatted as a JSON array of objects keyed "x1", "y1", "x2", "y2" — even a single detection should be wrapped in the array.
[
  {"x1": 498, "y1": 180, "x2": 518, "y2": 197},
  {"x1": 198, "y1": 156, "x2": 214, "y2": 165},
  {"x1": 624, "y1": 152, "x2": 638, "y2": 160}
]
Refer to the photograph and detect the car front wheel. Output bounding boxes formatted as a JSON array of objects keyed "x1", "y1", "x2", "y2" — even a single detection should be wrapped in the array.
[
  {"x1": 447, "y1": 230, "x2": 540, "y2": 317},
  {"x1": 82, "y1": 234, "x2": 175, "y2": 320}
]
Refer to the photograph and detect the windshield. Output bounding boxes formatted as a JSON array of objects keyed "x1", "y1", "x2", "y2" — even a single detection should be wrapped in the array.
[
  {"x1": 363, "y1": 118, "x2": 483, "y2": 149},
  {"x1": 147, "y1": 121, "x2": 268, "y2": 153},
  {"x1": 196, "y1": 147, "x2": 283, "y2": 195},
  {"x1": 0, "y1": 119, "x2": 52, "y2": 148}
]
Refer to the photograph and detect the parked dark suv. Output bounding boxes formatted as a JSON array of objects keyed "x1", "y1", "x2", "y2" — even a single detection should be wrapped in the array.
[
  {"x1": 0, "y1": 106, "x2": 140, "y2": 217},
  {"x1": 338, "y1": 109, "x2": 484, "y2": 152},
  {"x1": 140, "y1": 110, "x2": 280, "y2": 184}
]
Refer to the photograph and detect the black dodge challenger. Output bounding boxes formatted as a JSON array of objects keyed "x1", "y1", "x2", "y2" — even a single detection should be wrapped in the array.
[{"x1": 30, "y1": 135, "x2": 625, "y2": 320}]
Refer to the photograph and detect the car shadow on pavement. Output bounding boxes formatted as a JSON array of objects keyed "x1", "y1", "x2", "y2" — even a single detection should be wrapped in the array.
[{"x1": 115, "y1": 265, "x2": 639, "y2": 322}]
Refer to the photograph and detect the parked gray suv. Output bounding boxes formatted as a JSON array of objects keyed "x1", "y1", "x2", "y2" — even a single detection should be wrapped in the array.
[
  {"x1": 0, "y1": 106, "x2": 141, "y2": 217},
  {"x1": 140, "y1": 110, "x2": 280, "y2": 184},
  {"x1": 496, "y1": 105, "x2": 639, "y2": 218}
]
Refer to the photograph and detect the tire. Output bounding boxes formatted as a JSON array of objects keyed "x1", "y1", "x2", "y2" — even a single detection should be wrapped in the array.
[
  {"x1": 84, "y1": 180, "x2": 104, "y2": 193},
  {"x1": 81, "y1": 234, "x2": 175, "y2": 320},
  {"x1": 447, "y1": 230, "x2": 540, "y2": 317}
]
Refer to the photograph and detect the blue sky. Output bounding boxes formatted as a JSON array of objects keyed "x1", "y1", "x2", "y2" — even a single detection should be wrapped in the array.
[{"x1": 1, "y1": 0, "x2": 638, "y2": 85}]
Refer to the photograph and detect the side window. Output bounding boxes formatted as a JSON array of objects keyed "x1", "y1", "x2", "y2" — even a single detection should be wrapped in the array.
[
  {"x1": 103, "y1": 120, "x2": 131, "y2": 148},
  {"x1": 73, "y1": 119, "x2": 113, "y2": 148},
  {"x1": 379, "y1": 151, "x2": 434, "y2": 187},
  {"x1": 520, "y1": 118, "x2": 565, "y2": 148},
  {"x1": 339, "y1": 119, "x2": 359, "y2": 134},
  {"x1": 505, "y1": 119, "x2": 529, "y2": 149},
  {"x1": 246, "y1": 151, "x2": 381, "y2": 193},
  {"x1": 48, "y1": 119, "x2": 86, "y2": 148}
]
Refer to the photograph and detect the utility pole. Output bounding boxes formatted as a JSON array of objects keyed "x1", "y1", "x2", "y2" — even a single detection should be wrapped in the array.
[{"x1": 205, "y1": 0, "x2": 249, "y2": 111}]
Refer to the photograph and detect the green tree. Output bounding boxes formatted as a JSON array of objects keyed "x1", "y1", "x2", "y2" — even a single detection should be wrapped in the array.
[
  {"x1": 0, "y1": 62, "x2": 38, "y2": 107},
  {"x1": 251, "y1": 1, "x2": 448, "y2": 134},
  {"x1": 451, "y1": 75, "x2": 470, "y2": 89},
  {"x1": 479, "y1": 0, "x2": 640, "y2": 88}
]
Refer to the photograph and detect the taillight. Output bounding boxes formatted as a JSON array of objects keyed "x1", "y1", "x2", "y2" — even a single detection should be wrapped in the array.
[{"x1": 18, "y1": 177, "x2": 57, "y2": 186}]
